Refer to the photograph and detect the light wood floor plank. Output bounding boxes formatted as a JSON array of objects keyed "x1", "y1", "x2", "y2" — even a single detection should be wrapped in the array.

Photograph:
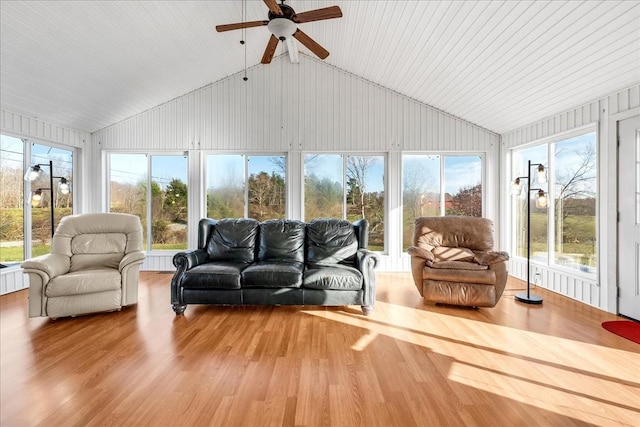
[{"x1": 1, "y1": 271, "x2": 639, "y2": 426}]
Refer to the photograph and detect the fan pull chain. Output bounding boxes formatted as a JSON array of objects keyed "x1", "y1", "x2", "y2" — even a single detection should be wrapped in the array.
[{"x1": 241, "y1": 0, "x2": 248, "y2": 81}]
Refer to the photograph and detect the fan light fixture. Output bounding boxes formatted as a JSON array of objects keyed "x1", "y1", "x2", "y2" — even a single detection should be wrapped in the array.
[{"x1": 268, "y1": 18, "x2": 296, "y2": 40}]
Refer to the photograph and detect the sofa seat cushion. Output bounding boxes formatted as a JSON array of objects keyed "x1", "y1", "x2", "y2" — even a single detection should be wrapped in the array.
[
  {"x1": 423, "y1": 264, "x2": 495, "y2": 285},
  {"x1": 46, "y1": 268, "x2": 121, "y2": 297},
  {"x1": 303, "y1": 265, "x2": 363, "y2": 290},
  {"x1": 242, "y1": 261, "x2": 304, "y2": 288},
  {"x1": 182, "y1": 262, "x2": 246, "y2": 290}
]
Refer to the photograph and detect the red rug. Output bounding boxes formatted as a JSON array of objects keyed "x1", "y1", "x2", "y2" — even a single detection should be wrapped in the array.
[{"x1": 602, "y1": 320, "x2": 640, "y2": 344}]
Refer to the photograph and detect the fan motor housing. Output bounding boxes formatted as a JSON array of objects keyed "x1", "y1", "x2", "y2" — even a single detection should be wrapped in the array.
[{"x1": 268, "y1": 4, "x2": 295, "y2": 21}]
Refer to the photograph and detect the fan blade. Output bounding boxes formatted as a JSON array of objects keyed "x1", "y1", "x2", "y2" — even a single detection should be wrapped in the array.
[
  {"x1": 261, "y1": 35, "x2": 279, "y2": 64},
  {"x1": 293, "y1": 29, "x2": 329, "y2": 59},
  {"x1": 292, "y1": 6, "x2": 342, "y2": 23},
  {"x1": 263, "y1": 0, "x2": 283, "y2": 15},
  {"x1": 216, "y1": 20, "x2": 268, "y2": 32}
]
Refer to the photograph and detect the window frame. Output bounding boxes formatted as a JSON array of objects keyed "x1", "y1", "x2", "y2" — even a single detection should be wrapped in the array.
[
  {"x1": 302, "y1": 152, "x2": 388, "y2": 253},
  {"x1": 401, "y1": 151, "x2": 486, "y2": 252},
  {"x1": 0, "y1": 133, "x2": 77, "y2": 266},
  {"x1": 106, "y1": 151, "x2": 189, "y2": 253},
  {"x1": 204, "y1": 151, "x2": 288, "y2": 220},
  {"x1": 509, "y1": 125, "x2": 598, "y2": 278}
]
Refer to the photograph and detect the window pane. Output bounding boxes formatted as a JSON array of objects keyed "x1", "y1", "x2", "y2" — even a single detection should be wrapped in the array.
[
  {"x1": 553, "y1": 132, "x2": 597, "y2": 273},
  {"x1": 109, "y1": 153, "x2": 148, "y2": 245},
  {"x1": 304, "y1": 154, "x2": 343, "y2": 221},
  {"x1": 151, "y1": 156, "x2": 188, "y2": 251},
  {"x1": 30, "y1": 143, "x2": 73, "y2": 256},
  {"x1": 402, "y1": 155, "x2": 440, "y2": 251},
  {"x1": 247, "y1": 155, "x2": 286, "y2": 221},
  {"x1": 207, "y1": 155, "x2": 245, "y2": 218},
  {"x1": 0, "y1": 135, "x2": 24, "y2": 264},
  {"x1": 444, "y1": 156, "x2": 482, "y2": 217},
  {"x1": 347, "y1": 155, "x2": 385, "y2": 251},
  {"x1": 513, "y1": 145, "x2": 548, "y2": 261}
]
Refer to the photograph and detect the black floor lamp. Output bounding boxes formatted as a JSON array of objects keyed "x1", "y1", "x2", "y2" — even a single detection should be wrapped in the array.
[
  {"x1": 24, "y1": 160, "x2": 70, "y2": 238},
  {"x1": 512, "y1": 160, "x2": 548, "y2": 304}
]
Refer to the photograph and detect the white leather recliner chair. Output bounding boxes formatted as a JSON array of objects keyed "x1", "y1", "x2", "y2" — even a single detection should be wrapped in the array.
[{"x1": 21, "y1": 213, "x2": 145, "y2": 318}]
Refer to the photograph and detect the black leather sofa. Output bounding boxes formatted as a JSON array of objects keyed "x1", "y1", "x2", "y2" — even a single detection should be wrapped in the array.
[{"x1": 171, "y1": 217, "x2": 379, "y2": 315}]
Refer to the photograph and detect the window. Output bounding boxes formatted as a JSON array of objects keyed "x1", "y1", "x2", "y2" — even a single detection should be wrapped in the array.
[
  {"x1": 0, "y1": 135, "x2": 24, "y2": 264},
  {"x1": 109, "y1": 153, "x2": 188, "y2": 251},
  {"x1": 207, "y1": 154, "x2": 286, "y2": 221},
  {"x1": 512, "y1": 130, "x2": 597, "y2": 274},
  {"x1": 402, "y1": 154, "x2": 483, "y2": 251},
  {"x1": 0, "y1": 135, "x2": 74, "y2": 265},
  {"x1": 304, "y1": 154, "x2": 385, "y2": 251}
]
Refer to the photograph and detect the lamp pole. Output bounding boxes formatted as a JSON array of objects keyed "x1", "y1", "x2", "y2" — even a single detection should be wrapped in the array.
[
  {"x1": 515, "y1": 160, "x2": 544, "y2": 304},
  {"x1": 47, "y1": 160, "x2": 54, "y2": 237}
]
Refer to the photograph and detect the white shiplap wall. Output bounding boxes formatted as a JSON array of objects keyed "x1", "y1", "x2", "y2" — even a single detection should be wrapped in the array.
[
  {"x1": 501, "y1": 84, "x2": 640, "y2": 312},
  {"x1": 92, "y1": 55, "x2": 501, "y2": 272},
  {"x1": 0, "y1": 109, "x2": 90, "y2": 295}
]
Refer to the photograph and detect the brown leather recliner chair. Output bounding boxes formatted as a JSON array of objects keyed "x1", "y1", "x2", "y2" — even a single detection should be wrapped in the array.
[{"x1": 408, "y1": 216, "x2": 509, "y2": 308}]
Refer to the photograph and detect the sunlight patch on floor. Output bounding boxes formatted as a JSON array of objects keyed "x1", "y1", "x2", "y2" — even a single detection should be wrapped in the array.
[{"x1": 302, "y1": 302, "x2": 640, "y2": 425}]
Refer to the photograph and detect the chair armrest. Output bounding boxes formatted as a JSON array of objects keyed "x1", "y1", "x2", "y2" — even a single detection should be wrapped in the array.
[
  {"x1": 407, "y1": 246, "x2": 435, "y2": 264},
  {"x1": 173, "y1": 249, "x2": 208, "y2": 271},
  {"x1": 473, "y1": 251, "x2": 510, "y2": 265},
  {"x1": 21, "y1": 254, "x2": 70, "y2": 279},
  {"x1": 119, "y1": 251, "x2": 146, "y2": 271}
]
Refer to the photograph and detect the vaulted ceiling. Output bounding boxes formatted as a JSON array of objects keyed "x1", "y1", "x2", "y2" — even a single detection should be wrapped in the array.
[{"x1": 1, "y1": 0, "x2": 639, "y2": 135}]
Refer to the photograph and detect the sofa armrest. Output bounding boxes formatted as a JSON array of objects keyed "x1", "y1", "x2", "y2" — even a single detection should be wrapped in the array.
[
  {"x1": 407, "y1": 246, "x2": 435, "y2": 264},
  {"x1": 119, "y1": 250, "x2": 146, "y2": 271},
  {"x1": 171, "y1": 249, "x2": 208, "y2": 306},
  {"x1": 473, "y1": 251, "x2": 510, "y2": 265},
  {"x1": 407, "y1": 246, "x2": 436, "y2": 267},
  {"x1": 173, "y1": 249, "x2": 208, "y2": 271},
  {"x1": 357, "y1": 249, "x2": 379, "y2": 308},
  {"x1": 21, "y1": 253, "x2": 70, "y2": 280}
]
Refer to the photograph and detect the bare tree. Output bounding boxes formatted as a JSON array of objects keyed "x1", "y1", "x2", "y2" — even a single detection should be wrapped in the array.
[
  {"x1": 347, "y1": 156, "x2": 377, "y2": 219},
  {"x1": 554, "y1": 144, "x2": 596, "y2": 220}
]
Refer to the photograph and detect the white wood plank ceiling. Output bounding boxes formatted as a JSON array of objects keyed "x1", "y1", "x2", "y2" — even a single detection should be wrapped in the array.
[{"x1": 1, "y1": 0, "x2": 639, "y2": 134}]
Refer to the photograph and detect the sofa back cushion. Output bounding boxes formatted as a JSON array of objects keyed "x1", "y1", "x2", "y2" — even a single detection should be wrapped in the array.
[
  {"x1": 413, "y1": 216, "x2": 494, "y2": 252},
  {"x1": 258, "y1": 219, "x2": 305, "y2": 263},
  {"x1": 206, "y1": 218, "x2": 258, "y2": 264},
  {"x1": 306, "y1": 218, "x2": 358, "y2": 266}
]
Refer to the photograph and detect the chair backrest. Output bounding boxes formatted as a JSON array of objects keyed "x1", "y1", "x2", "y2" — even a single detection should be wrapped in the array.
[
  {"x1": 413, "y1": 216, "x2": 494, "y2": 251},
  {"x1": 51, "y1": 213, "x2": 143, "y2": 272}
]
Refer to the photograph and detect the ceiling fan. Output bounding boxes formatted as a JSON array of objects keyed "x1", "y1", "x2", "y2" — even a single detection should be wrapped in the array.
[{"x1": 216, "y1": 0, "x2": 343, "y2": 64}]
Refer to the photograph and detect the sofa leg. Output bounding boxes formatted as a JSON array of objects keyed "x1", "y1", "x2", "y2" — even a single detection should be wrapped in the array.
[
  {"x1": 361, "y1": 305, "x2": 373, "y2": 316},
  {"x1": 172, "y1": 304, "x2": 187, "y2": 315}
]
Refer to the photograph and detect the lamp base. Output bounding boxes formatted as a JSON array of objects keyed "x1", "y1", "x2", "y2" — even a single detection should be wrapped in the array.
[{"x1": 515, "y1": 292, "x2": 543, "y2": 304}]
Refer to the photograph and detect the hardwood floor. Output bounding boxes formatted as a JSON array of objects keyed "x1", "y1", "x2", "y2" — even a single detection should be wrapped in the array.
[{"x1": 1, "y1": 272, "x2": 639, "y2": 426}]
